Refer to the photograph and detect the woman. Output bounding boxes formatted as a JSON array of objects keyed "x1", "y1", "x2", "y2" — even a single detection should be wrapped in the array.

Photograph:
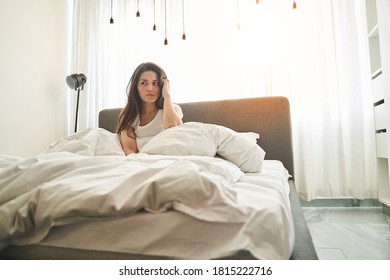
[{"x1": 117, "y1": 62, "x2": 183, "y2": 155}]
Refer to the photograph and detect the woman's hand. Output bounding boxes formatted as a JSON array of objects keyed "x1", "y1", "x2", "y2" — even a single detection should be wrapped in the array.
[
  {"x1": 160, "y1": 78, "x2": 183, "y2": 128},
  {"x1": 161, "y1": 78, "x2": 170, "y2": 100}
]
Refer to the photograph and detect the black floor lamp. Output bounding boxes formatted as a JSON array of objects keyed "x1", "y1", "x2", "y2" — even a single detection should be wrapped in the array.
[{"x1": 66, "y1": 73, "x2": 87, "y2": 133}]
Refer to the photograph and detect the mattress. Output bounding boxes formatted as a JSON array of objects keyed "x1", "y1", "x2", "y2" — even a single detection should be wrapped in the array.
[{"x1": 33, "y1": 160, "x2": 294, "y2": 260}]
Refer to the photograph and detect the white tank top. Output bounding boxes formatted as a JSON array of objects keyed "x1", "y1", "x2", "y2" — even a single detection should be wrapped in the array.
[{"x1": 135, "y1": 109, "x2": 164, "y2": 150}]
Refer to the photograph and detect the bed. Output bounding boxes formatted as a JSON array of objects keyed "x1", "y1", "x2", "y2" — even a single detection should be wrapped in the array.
[{"x1": 0, "y1": 96, "x2": 318, "y2": 260}]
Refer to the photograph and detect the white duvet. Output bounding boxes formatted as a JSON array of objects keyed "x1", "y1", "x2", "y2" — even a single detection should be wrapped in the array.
[{"x1": 0, "y1": 127, "x2": 294, "y2": 259}]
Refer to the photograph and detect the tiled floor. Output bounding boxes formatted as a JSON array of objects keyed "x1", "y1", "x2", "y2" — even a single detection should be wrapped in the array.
[{"x1": 302, "y1": 199, "x2": 390, "y2": 260}]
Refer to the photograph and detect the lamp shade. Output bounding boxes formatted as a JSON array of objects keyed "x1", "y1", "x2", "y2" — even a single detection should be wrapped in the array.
[{"x1": 66, "y1": 73, "x2": 87, "y2": 90}]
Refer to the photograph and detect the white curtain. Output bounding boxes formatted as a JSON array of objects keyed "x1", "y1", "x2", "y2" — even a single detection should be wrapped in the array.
[
  {"x1": 70, "y1": 0, "x2": 377, "y2": 200},
  {"x1": 284, "y1": 0, "x2": 377, "y2": 200}
]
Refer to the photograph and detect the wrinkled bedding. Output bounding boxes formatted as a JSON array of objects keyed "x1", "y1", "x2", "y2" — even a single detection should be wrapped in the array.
[{"x1": 0, "y1": 127, "x2": 294, "y2": 259}]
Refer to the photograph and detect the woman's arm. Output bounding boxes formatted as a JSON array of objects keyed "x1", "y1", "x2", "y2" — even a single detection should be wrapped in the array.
[
  {"x1": 161, "y1": 79, "x2": 183, "y2": 128},
  {"x1": 119, "y1": 128, "x2": 138, "y2": 155}
]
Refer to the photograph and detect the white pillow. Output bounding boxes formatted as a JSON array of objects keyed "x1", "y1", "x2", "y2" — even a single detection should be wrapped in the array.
[
  {"x1": 140, "y1": 122, "x2": 265, "y2": 173},
  {"x1": 213, "y1": 125, "x2": 265, "y2": 173},
  {"x1": 238, "y1": 132, "x2": 260, "y2": 143},
  {"x1": 140, "y1": 122, "x2": 217, "y2": 157},
  {"x1": 44, "y1": 128, "x2": 125, "y2": 156}
]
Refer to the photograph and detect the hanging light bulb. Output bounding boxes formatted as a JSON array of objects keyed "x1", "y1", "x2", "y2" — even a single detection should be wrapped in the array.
[
  {"x1": 256, "y1": 0, "x2": 260, "y2": 4},
  {"x1": 164, "y1": 0, "x2": 168, "y2": 45},
  {"x1": 136, "y1": 0, "x2": 140, "y2": 17},
  {"x1": 153, "y1": 0, "x2": 157, "y2": 31},
  {"x1": 182, "y1": 0, "x2": 186, "y2": 40},
  {"x1": 110, "y1": 0, "x2": 114, "y2": 24},
  {"x1": 293, "y1": 1, "x2": 297, "y2": 9}
]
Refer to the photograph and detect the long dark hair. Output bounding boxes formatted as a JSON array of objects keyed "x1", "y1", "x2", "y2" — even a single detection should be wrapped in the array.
[{"x1": 117, "y1": 62, "x2": 167, "y2": 135}]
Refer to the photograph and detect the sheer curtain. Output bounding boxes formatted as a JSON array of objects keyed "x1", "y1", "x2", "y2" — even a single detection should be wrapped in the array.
[
  {"x1": 70, "y1": 0, "x2": 377, "y2": 200},
  {"x1": 283, "y1": 0, "x2": 377, "y2": 200}
]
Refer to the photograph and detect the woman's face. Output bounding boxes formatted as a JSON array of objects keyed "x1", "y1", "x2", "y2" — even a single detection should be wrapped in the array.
[{"x1": 137, "y1": 71, "x2": 161, "y2": 105}]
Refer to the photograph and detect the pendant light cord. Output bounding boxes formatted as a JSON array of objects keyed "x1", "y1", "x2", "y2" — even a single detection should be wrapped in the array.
[
  {"x1": 164, "y1": 0, "x2": 168, "y2": 45},
  {"x1": 110, "y1": 0, "x2": 114, "y2": 24},
  {"x1": 153, "y1": 0, "x2": 156, "y2": 30},
  {"x1": 182, "y1": 0, "x2": 186, "y2": 40}
]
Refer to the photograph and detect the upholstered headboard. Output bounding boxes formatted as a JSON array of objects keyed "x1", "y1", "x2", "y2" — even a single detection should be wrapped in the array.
[{"x1": 98, "y1": 96, "x2": 294, "y2": 177}]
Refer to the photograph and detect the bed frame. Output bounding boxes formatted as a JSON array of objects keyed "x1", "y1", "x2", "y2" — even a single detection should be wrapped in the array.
[
  {"x1": 100, "y1": 96, "x2": 318, "y2": 260},
  {"x1": 0, "y1": 96, "x2": 318, "y2": 260}
]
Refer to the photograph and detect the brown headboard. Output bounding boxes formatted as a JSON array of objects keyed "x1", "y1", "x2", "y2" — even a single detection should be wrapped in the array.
[{"x1": 98, "y1": 96, "x2": 294, "y2": 177}]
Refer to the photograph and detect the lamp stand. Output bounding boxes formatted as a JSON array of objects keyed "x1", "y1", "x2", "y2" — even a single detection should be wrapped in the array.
[{"x1": 74, "y1": 88, "x2": 80, "y2": 133}]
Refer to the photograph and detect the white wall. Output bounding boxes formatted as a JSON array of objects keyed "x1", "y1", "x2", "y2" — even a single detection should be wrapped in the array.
[{"x1": 0, "y1": 0, "x2": 71, "y2": 157}]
